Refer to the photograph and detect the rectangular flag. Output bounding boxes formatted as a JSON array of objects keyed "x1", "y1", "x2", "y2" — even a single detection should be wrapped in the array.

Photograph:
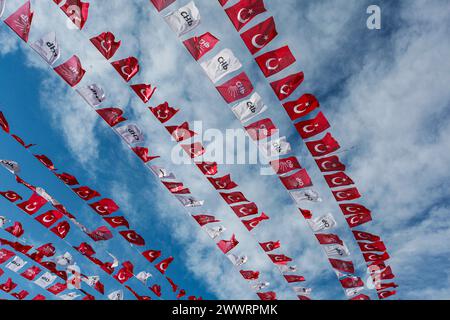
[
  {"x1": 216, "y1": 72, "x2": 254, "y2": 103},
  {"x1": 231, "y1": 92, "x2": 267, "y2": 123},
  {"x1": 255, "y1": 46, "x2": 296, "y2": 78},
  {"x1": 200, "y1": 48, "x2": 242, "y2": 83},
  {"x1": 164, "y1": 1, "x2": 201, "y2": 37},
  {"x1": 225, "y1": 0, "x2": 267, "y2": 31},
  {"x1": 240, "y1": 17, "x2": 277, "y2": 55}
]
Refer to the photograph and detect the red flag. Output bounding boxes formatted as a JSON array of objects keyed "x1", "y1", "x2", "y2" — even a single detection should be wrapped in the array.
[
  {"x1": 346, "y1": 213, "x2": 372, "y2": 228},
  {"x1": 195, "y1": 162, "x2": 218, "y2": 176},
  {"x1": 181, "y1": 142, "x2": 205, "y2": 158},
  {"x1": 75, "y1": 242, "x2": 95, "y2": 257},
  {"x1": 155, "y1": 256, "x2": 174, "y2": 274},
  {"x1": 315, "y1": 155, "x2": 346, "y2": 172},
  {"x1": 332, "y1": 187, "x2": 361, "y2": 202},
  {"x1": 220, "y1": 191, "x2": 249, "y2": 205},
  {"x1": 0, "y1": 112, "x2": 10, "y2": 133},
  {"x1": 240, "y1": 270, "x2": 260, "y2": 280},
  {"x1": 119, "y1": 230, "x2": 145, "y2": 246},
  {"x1": 114, "y1": 267, "x2": 133, "y2": 284},
  {"x1": 51, "y1": 221, "x2": 70, "y2": 239},
  {"x1": 231, "y1": 202, "x2": 258, "y2": 218},
  {"x1": 12, "y1": 134, "x2": 35, "y2": 149},
  {"x1": 131, "y1": 84, "x2": 156, "y2": 103},
  {"x1": 218, "y1": 0, "x2": 229, "y2": 6},
  {"x1": 32, "y1": 294, "x2": 46, "y2": 300},
  {"x1": 243, "y1": 213, "x2": 269, "y2": 231},
  {"x1": 358, "y1": 241, "x2": 386, "y2": 252},
  {"x1": 352, "y1": 230, "x2": 380, "y2": 242},
  {"x1": 299, "y1": 208, "x2": 313, "y2": 219},
  {"x1": 315, "y1": 234, "x2": 343, "y2": 245},
  {"x1": 283, "y1": 94, "x2": 320, "y2": 121},
  {"x1": 60, "y1": 0, "x2": 89, "y2": 29},
  {"x1": 245, "y1": 118, "x2": 277, "y2": 141},
  {"x1": 89, "y1": 198, "x2": 119, "y2": 216},
  {"x1": 225, "y1": 0, "x2": 267, "y2": 31},
  {"x1": 166, "y1": 277, "x2": 178, "y2": 292},
  {"x1": 340, "y1": 276, "x2": 364, "y2": 288},
  {"x1": 183, "y1": 32, "x2": 219, "y2": 60},
  {"x1": 372, "y1": 266, "x2": 395, "y2": 281},
  {"x1": 279, "y1": 169, "x2": 312, "y2": 190},
  {"x1": 0, "y1": 249, "x2": 14, "y2": 264},
  {"x1": 207, "y1": 174, "x2": 238, "y2": 190},
  {"x1": 364, "y1": 252, "x2": 390, "y2": 264},
  {"x1": 4, "y1": 1, "x2": 33, "y2": 42},
  {"x1": 351, "y1": 294, "x2": 371, "y2": 300},
  {"x1": 216, "y1": 72, "x2": 254, "y2": 103},
  {"x1": 268, "y1": 254, "x2": 292, "y2": 265},
  {"x1": 162, "y1": 181, "x2": 190, "y2": 194},
  {"x1": 378, "y1": 290, "x2": 396, "y2": 300},
  {"x1": 306, "y1": 133, "x2": 340, "y2": 158},
  {"x1": 255, "y1": 46, "x2": 296, "y2": 77},
  {"x1": 5, "y1": 222, "x2": 24, "y2": 238},
  {"x1": 284, "y1": 275, "x2": 305, "y2": 283},
  {"x1": 96, "y1": 108, "x2": 127, "y2": 127},
  {"x1": 21, "y1": 266, "x2": 41, "y2": 280},
  {"x1": 166, "y1": 122, "x2": 197, "y2": 142},
  {"x1": 142, "y1": 250, "x2": 161, "y2": 263},
  {"x1": 55, "y1": 172, "x2": 79, "y2": 186},
  {"x1": 270, "y1": 157, "x2": 301, "y2": 175},
  {"x1": 15, "y1": 176, "x2": 36, "y2": 191},
  {"x1": 47, "y1": 283, "x2": 67, "y2": 295},
  {"x1": 192, "y1": 214, "x2": 220, "y2": 226},
  {"x1": 241, "y1": 17, "x2": 278, "y2": 54},
  {"x1": 150, "y1": 284, "x2": 161, "y2": 297},
  {"x1": 340, "y1": 204, "x2": 370, "y2": 217},
  {"x1": 111, "y1": 57, "x2": 140, "y2": 82},
  {"x1": 89, "y1": 226, "x2": 113, "y2": 241},
  {"x1": 34, "y1": 154, "x2": 55, "y2": 170},
  {"x1": 132, "y1": 146, "x2": 159, "y2": 163},
  {"x1": 217, "y1": 234, "x2": 239, "y2": 254},
  {"x1": 149, "y1": 102, "x2": 179, "y2": 123},
  {"x1": 0, "y1": 190, "x2": 23, "y2": 203},
  {"x1": 324, "y1": 172, "x2": 354, "y2": 188},
  {"x1": 73, "y1": 186, "x2": 100, "y2": 201},
  {"x1": 90, "y1": 31, "x2": 121, "y2": 60},
  {"x1": 103, "y1": 216, "x2": 130, "y2": 229},
  {"x1": 257, "y1": 291, "x2": 277, "y2": 301},
  {"x1": 5, "y1": 241, "x2": 32, "y2": 255},
  {"x1": 54, "y1": 55, "x2": 86, "y2": 87},
  {"x1": 295, "y1": 112, "x2": 330, "y2": 139},
  {"x1": 17, "y1": 192, "x2": 47, "y2": 215},
  {"x1": 259, "y1": 241, "x2": 280, "y2": 252},
  {"x1": 150, "y1": 0, "x2": 176, "y2": 11},
  {"x1": 329, "y1": 259, "x2": 354, "y2": 273},
  {"x1": 0, "y1": 278, "x2": 17, "y2": 293},
  {"x1": 271, "y1": 72, "x2": 304, "y2": 101}
]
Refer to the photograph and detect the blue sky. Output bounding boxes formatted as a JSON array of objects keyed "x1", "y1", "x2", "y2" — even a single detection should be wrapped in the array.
[{"x1": 1, "y1": 0, "x2": 450, "y2": 300}]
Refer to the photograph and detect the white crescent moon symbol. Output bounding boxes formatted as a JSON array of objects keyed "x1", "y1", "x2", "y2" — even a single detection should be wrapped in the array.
[
  {"x1": 237, "y1": 8, "x2": 250, "y2": 23},
  {"x1": 280, "y1": 85, "x2": 290, "y2": 96},
  {"x1": 100, "y1": 40, "x2": 111, "y2": 53},
  {"x1": 331, "y1": 177, "x2": 343, "y2": 186},
  {"x1": 265, "y1": 58, "x2": 279, "y2": 71},
  {"x1": 95, "y1": 206, "x2": 107, "y2": 214},
  {"x1": 293, "y1": 104, "x2": 307, "y2": 115},
  {"x1": 239, "y1": 207, "x2": 249, "y2": 215},
  {"x1": 5, "y1": 193, "x2": 17, "y2": 201},
  {"x1": 156, "y1": 110, "x2": 168, "y2": 120},
  {"x1": 216, "y1": 181, "x2": 227, "y2": 189},
  {"x1": 43, "y1": 215, "x2": 54, "y2": 223},
  {"x1": 303, "y1": 124, "x2": 316, "y2": 134},
  {"x1": 120, "y1": 66, "x2": 131, "y2": 77},
  {"x1": 25, "y1": 203, "x2": 37, "y2": 212},
  {"x1": 335, "y1": 192, "x2": 347, "y2": 199},
  {"x1": 249, "y1": 220, "x2": 258, "y2": 228},
  {"x1": 349, "y1": 216, "x2": 360, "y2": 225},
  {"x1": 251, "y1": 34, "x2": 265, "y2": 49},
  {"x1": 345, "y1": 205, "x2": 358, "y2": 213},
  {"x1": 314, "y1": 144, "x2": 327, "y2": 154}
]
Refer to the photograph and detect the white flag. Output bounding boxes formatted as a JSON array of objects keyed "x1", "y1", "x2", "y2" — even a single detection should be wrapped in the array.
[
  {"x1": 6, "y1": 256, "x2": 27, "y2": 272},
  {"x1": 150, "y1": 165, "x2": 176, "y2": 179},
  {"x1": 35, "y1": 187, "x2": 54, "y2": 202},
  {"x1": 60, "y1": 292, "x2": 80, "y2": 300},
  {"x1": 307, "y1": 213, "x2": 337, "y2": 232},
  {"x1": 290, "y1": 189, "x2": 322, "y2": 204},
  {"x1": 260, "y1": 137, "x2": 291, "y2": 157},
  {"x1": 0, "y1": 216, "x2": 7, "y2": 228},
  {"x1": 82, "y1": 275, "x2": 100, "y2": 286},
  {"x1": 116, "y1": 123, "x2": 145, "y2": 145},
  {"x1": 252, "y1": 282, "x2": 270, "y2": 291},
  {"x1": 55, "y1": 252, "x2": 73, "y2": 266},
  {"x1": 35, "y1": 272, "x2": 57, "y2": 288},
  {"x1": 136, "y1": 271, "x2": 153, "y2": 284},
  {"x1": 227, "y1": 254, "x2": 248, "y2": 266},
  {"x1": 164, "y1": 1, "x2": 201, "y2": 36},
  {"x1": 175, "y1": 195, "x2": 204, "y2": 207},
  {"x1": 278, "y1": 265, "x2": 297, "y2": 273},
  {"x1": 324, "y1": 243, "x2": 350, "y2": 258},
  {"x1": 31, "y1": 32, "x2": 60, "y2": 65},
  {"x1": 232, "y1": 93, "x2": 267, "y2": 123},
  {"x1": 200, "y1": 49, "x2": 242, "y2": 83},
  {"x1": 0, "y1": 159, "x2": 20, "y2": 174},
  {"x1": 108, "y1": 290, "x2": 124, "y2": 300},
  {"x1": 205, "y1": 225, "x2": 226, "y2": 240},
  {"x1": 293, "y1": 287, "x2": 312, "y2": 296},
  {"x1": 76, "y1": 84, "x2": 106, "y2": 107},
  {"x1": 345, "y1": 286, "x2": 364, "y2": 297},
  {"x1": 0, "y1": 0, "x2": 6, "y2": 19}
]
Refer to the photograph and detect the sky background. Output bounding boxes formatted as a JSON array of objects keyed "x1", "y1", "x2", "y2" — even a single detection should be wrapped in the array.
[{"x1": 1, "y1": 0, "x2": 450, "y2": 300}]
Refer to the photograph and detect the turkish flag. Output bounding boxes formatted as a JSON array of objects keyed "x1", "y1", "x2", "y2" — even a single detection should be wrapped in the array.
[
  {"x1": 142, "y1": 250, "x2": 161, "y2": 263},
  {"x1": 0, "y1": 112, "x2": 10, "y2": 133},
  {"x1": 231, "y1": 202, "x2": 258, "y2": 218},
  {"x1": 111, "y1": 57, "x2": 140, "y2": 82},
  {"x1": 241, "y1": 17, "x2": 277, "y2": 54},
  {"x1": 150, "y1": 284, "x2": 161, "y2": 297},
  {"x1": 36, "y1": 243, "x2": 56, "y2": 258},
  {"x1": 90, "y1": 31, "x2": 121, "y2": 60},
  {"x1": 181, "y1": 142, "x2": 205, "y2": 158},
  {"x1": 283, "y1": 94, "x2": 320, "y2": 121},
  {"x1": 257, "y1": 291, "x2": 277, "y2": 301},
  {"x1": 183, "y1": 32, "x2": 219, "y2": 60},
  {"x1": 150, "y1": 0, "x2": 176, "y2": 11},
  {"x1": 216, "y1": 72, "x2": 254, "y2": 103},
  {"x1": 54, "y1": 55, "x2": 86, "y2": 87},
  {"x1": 329, "y1": 258, "x2": 354, "y2": 273},
  {"x1": 0, "y1": 249, "x2": 15, "y2": 264},
  {"x1": 270, "y1": 72, "x2": 304, "y2": 101},
  {"x1": 245, "y1": 118, "x2": 277, "y2": 141},
  {"x1": 279, "y1": 169, "x2": 312, "y2": 190},
  {"x1": 4, "y1": 1, "x2": 33, "y2": 42},
  {"x1": 17, "y1": 192, "x2": 47, "y2": 215},
  {"x1": 21, "y1": 266, "x2": 41, "y2": 280},
  {"x1": 372, "y1": 266, "x2": 395, "y2": 281},
  {"x1": 217, "y1": 234, "x2": 239, "y2": 254},
  {"x1": 306, "y1": 133, "x2": 340, "y2": 157},
  {"x1": 208, "y1": 174, "x2": 238, "y2": 190},
  {"x1": 351, "y1": 294, "x2": 371, "y2": 300},
  {"x1": 12, "y1": 134, "x2": 35, "y2": 149},
  {"x1": 358, "y1": 241, "x2": 386, "y2": 252},
  {"x1": 340, "y1": 204, "x2": 370, "y2": 216},
  {"x1": 166, "y1": 122, "x2": 197, "y2": 142},
  {"x1": 324, "y1": 172, "x2": 354, "y2": 188},
  {"x1": 196, "y1": 162, "x2": 218, "y2": 176},
  {"x1": 332, "y1": 187, "x2": 361, "y2": 202},
  {"x1": 96, "y1": 108, "x2": 127, "y2": 127},
  {"x1": 378, "y1": 290, "x2": 396, "y2": 300},
  {"x1": 119, "y1": 230, "x2": 145, "y2": 246},
  {"x1": 73, "y1": 186, "x2": 100, "y2": 201},
  {"x1": 315, "y1": 155, "x2": 346, "y2": 172},
  {"x1": 131, "y1": 83, "x2": 156, "y2": 103},
  {"x1": 132, "y1": 146, "x2": 159, "y2": 163},
  {"x1": 259, "y1": 241, "x2": 280, "y2": 252},
  {"x1": 60, "y1": 0, "x2": 89, "y2": 29},
  {"x1": 352, "y1": 230, "x2": 380, "y2": 242},
  {"x1": 268, "y1": 254, "x2": 292, "y2": 265},
  {"x1": 47, "y1": 282, "x2": 67, "y2": 295},
  {"x1": 32, "y1": 294, "x2": 46, "y2": 300},
  {"x1": 51, "y1": 221, "x2": 70, "y2": 239},
  {"x1": 155, "y1": 256, "x2": 174, "y2": 274},
  {"x1": 240, "y1": 270, "x2": 260, "y2": 280},
  {"x1": 0, "y1": 190, "x2": 23, "y2": 203},
  {"x1": 55, "y1": 172, "x2": 79, "y2": 185},
  {"x1": 7, "y1": 241, "x2": 32, "y2": 255},
  {"x1": 166, "y1": 277, "x2": 179, "y2": 292},
  {"x1": 149, "y1": 102, "x2": 179, "y2": 123},
  {"x1": 192, "y1": 214, "x2": 220, "y2": 226},
  {"x1": 114, "y1": 267, "x2": 133, "y2": 284},
  {"x1": 0, "y1": 278, "x2": 17, "y2": 293},
  {"x1": 315, "y1": 233, "x2": 343, "y2": 245},
  {"x1": 225, "y1": 0, "x2": 266, "y2": 31},
  {"x1": 340, "y1": 276, "x2": 364, "y2": 289},
  {"x1": 255, "y1": 46, "x2": 296, "y2": 78},
  {"x1": 284, "y1": 275, "x2": 305, "y2": 283},
  {"x1": 15, "y1": 176, "x2": 36, "y2": 191},
  {"x1": 220, "y1": 191, "x2": 249, "y2": 205},
  {"x1": 363, "y1": 252, "x2": 390, "y2": 263},
  {"x1": 34, "y1": 154, "x2": 55, "y2": 170},
  {"x1": 74, "y1": 242, "x2": 95, "y2": 257},
  {"x1": 243, "y1": 213, "x2": 269, "y2": 231},
  {"x1": 103, "y1": 216, "x2": 130, "y2": 229},
  {"x1": 5, "y1": 222, "x2": 24, "y2": 238},
  {"x1": 299, "y1": 208, "x2": 313, "y2": 219},
  {"x1": 89, "y1": 198, "x2": 119, "y2": 216},
  {"x1": 295, "y1": 112, "x2": 330, "y2": 139},
  {"x1": 270, "y1": 157, "x2": 301, "y2": 175},
  {"x1": 346, "y1": 213, "x2": 372, "y2": 228},
  {"x1": 218, "y1": 0, "x2": 229, "y2": 6},
  {"x1": 89, "y1": 226, "x2": 113, "y2": 241}
]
